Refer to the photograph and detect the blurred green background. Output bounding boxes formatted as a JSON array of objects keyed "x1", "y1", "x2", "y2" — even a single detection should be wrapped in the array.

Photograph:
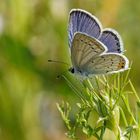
[{"x1": 0, "y1": 0, "x2": 140, "y2": 140}]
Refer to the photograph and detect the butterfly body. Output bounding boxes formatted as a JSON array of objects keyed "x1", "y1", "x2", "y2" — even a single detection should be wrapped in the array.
[{"x1": 68, "y1": 9, "x2": 129, "y2": 76}]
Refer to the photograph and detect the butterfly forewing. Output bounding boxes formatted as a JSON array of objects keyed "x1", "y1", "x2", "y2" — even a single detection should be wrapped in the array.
[
  {"x1": 81, "y1": 53, "x2": 129, "y2": 75},
  {"x1": 71, "y1": 32, "x2": 107, "y2": 71},
  {"x1": 69, "y1": 9, "x2": 102, "y2": 47}
]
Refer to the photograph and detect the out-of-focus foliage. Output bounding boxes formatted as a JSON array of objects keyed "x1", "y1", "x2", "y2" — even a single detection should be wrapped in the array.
[
  {"x1": 0, "y1": 0, "x2": 140, "y2": 140},
  {"x1": 58, "y1": 72, "x2": 140, "y2": 140}
]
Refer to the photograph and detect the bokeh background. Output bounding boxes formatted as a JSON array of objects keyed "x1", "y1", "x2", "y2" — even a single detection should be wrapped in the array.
[{"x1": 0, "y1": 0, "x2": 140, "y2": 140}]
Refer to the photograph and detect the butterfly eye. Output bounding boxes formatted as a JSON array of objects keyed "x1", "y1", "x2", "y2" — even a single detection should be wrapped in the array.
[{"x1": 69, "y1": 67, "x2": 75, "y2": 73}]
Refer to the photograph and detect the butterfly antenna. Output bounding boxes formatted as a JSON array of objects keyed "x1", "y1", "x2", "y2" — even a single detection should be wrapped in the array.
[
  {"x1": 56, "y1": 69, "x2": 69, "y2": 79},
  {"x1": 48, "y1": 59, "x2": 69, "y2": 66}
]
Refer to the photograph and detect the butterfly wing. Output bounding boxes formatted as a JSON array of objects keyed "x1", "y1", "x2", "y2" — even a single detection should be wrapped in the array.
[
  {"x1": 80, "y1": 53, "x2": 129, "y2": 75},
  {"x1": 69, "y1": 9, "x2": 102, "y2": 47},
  {"x1": 71, "y1": 32, "x2": 107, "y2": 72},
  {"x1": 99, "y1": 28, "x2": 124, "y2": 53}
]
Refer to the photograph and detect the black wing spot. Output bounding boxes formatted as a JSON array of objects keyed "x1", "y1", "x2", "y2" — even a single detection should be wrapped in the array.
[
  {"x1": 116, "y1": 42, "x2": 119, "y2": 46},
  {"x1": 117, "y1": 48, "x2": 120, "y2": 52},
  {"x1": 94, "y1": 50, "x2": 98, "y2": 53},
  {"x1": 88, "y1": 43, "x2": 92, "y2": 46},
  {"x1": 114, "y1": 35, "x2": 119, "y2": 41}
]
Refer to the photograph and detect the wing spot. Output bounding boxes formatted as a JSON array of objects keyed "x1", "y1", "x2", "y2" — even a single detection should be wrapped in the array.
[
  {"x1": 88, "y1": 42, "x2": 92, "y2": 46},
  {"x1": 114, "y1": 35, "x2": 119, "y2": 41},
  {"x1": 116, "y1": 42, "x2": 119, "y2": 46},
  {"x1": 94, "y1": 50, "x2": 98, "y2": 53},
  {"x1": 118, "y1": 61, "x2": 125, "y2": 69},
  {"x1": 117, "y1": 48, "x2": 120, "y2": 52}
]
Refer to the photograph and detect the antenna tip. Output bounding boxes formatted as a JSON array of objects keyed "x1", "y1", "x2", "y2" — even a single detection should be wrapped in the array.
[
  {"x1": 48, "y1": 60, "x2": 52, "y2": 62},
  {"x1": 57, "y1": 75, "x2": 61, "y2": 79}
]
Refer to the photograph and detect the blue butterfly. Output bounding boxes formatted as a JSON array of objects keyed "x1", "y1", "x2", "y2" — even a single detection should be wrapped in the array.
[{"x1": 68, "y1": 9, "x2": 129, "y2": 76}]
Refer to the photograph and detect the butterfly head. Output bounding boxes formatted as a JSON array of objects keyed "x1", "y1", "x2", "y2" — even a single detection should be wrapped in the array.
[
  {"x1": 68, "y1": 67, "x2": 89, "y2": 76},
  {"x1": 68, "y1": 67, "x2": 75, "y2": 74}
]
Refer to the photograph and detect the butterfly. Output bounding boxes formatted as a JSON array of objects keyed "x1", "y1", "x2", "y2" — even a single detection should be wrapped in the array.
[{"x1": 68, "y1": 9, "x2": 129, "y2": 76}]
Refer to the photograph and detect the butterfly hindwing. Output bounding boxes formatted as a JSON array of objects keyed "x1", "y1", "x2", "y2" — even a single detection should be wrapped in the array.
[
  {"x1": 71, "y1": 32, "x2": 107, "y2": 71},
  {"x1": 81, "y1": 53, "x2": 129, "y2": 75},
  {"x1": 69, "y1": 9, "x2": 102, "y2": 47},
  {"x1": 99, "y1": 28, "x2": 123, "y2": 53}
]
